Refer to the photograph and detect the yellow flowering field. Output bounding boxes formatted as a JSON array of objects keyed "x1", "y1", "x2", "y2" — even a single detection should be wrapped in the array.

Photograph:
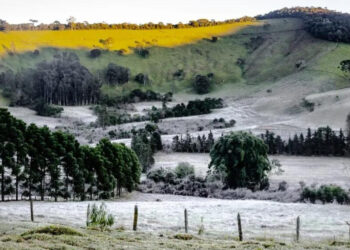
[{"x1": 0, "y1": 22, "x2": 255, "y2": 55}]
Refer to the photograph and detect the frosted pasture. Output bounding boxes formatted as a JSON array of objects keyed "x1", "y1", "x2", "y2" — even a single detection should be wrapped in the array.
[{"x1": 0, "y1": 193, "x2": 349, "y2": 241}]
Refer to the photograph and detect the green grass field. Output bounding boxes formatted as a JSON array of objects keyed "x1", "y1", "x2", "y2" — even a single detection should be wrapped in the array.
[{"x1": 1, "y1": 18, "x2": 349, "y2": 98}]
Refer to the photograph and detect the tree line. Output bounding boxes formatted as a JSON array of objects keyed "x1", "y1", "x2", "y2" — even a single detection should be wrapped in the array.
[
  {"x1": 0, "y1": 17, "x2": 256, "y2": 31},
  {"x1": 260, "y1": 127, "x2": 347, "y2": 156},
  {"x1": 171, "y1": 131, "x2": 215, "y2": 153},
  {"x1": 0, "y1": 108, "x2": 141, "y2": 202},
  {"x1": 149, "y1": 98, "x2": 223, "y2": 122},
  {"x1": 257, "y1": 7, "x2": 350, "y2": 43}
]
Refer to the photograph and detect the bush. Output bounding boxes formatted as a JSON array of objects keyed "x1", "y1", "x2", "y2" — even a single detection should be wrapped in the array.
[
  {"x1": 136, "y1": 48, "x2": 150, "y2": 58},
  {"x1": 34, "y1": 101, "x2": 63, "y2": 117},
  {"x1": 86, "y1": 203, "x2": 115, "y2": 231},
  {"x1": 173, "y1": 69, "x2": 185, "y2": 80},
  {"x1": 174, "y1": 162, "x2": 195, "y2": 179},
  {"x1": 193, "y1": 75, "x2": 211, "y2": 94},
  {"x1": 90, "y1": 49, "x2": 102, "y2": 58},
  {"x1": 32, "y1": 49, "x2": 40, "y2": 56},
  {"x1": 301, "y1": 185, "x2": 349, "y2": 204},
  {"x1": 105, "y1": 63, "x2": 130, "y2": 85},
  {"x1": 135, "y1": 73, "x2": 150, "y2": 85}
]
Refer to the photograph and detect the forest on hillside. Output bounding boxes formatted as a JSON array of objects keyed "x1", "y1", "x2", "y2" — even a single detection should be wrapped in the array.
[{"x1": 258, "y1": 7, "x2": 350, "y2": 43}]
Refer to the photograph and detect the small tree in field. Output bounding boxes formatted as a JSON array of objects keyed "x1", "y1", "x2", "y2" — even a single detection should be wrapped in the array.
[
  {"x1": 209, "y1": 131, "x2": 272, "y2": 190},
  {"x1": 339, "y1": 60, "x2": 350, "y2": 79},
  {"x1": 86, "y1": 203, "x2": 114, "y2": 231}
]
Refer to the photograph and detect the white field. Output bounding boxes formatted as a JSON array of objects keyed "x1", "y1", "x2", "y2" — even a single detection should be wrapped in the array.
[
  {"x1": 0, "y1": 193, "x2": 349, "y2": 241},
  {"x1": 154, "y1": 152, "x2": 350, "y2": 189}
]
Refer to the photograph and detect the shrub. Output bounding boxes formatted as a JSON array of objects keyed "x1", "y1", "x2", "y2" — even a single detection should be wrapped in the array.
[
  {"x1": 173, "y1": 69, "x2": 185, "y2": 80},
  {"x1": 86, "y1": 203, "x2": 115, "y2": 231},
  {"x1": 301, "y1": 98, "x2": 315, "y2": 112},
  {"x1": 136, "y1": 48, "x2": 150, "y2": 58},
  {"x1": 105, "y1": 63, "x2": 130, "y2": 85},
  {"x1": 34, "y1": 101, "x2": 63, "y2": 117},
  {"x1": 193, "y1": 75, "x2": 211, "y2": 94},
  {"x1": 32, "y1": 49, "x2": 40, "y2": 56},
  {"x1": 90, "y1": 49, "x2": 102, "y2": 58},
  {"x1": 135, "y1": 73, "x2": 150, "y2": 85},
  {"x1": 174, "y1": 162, "x2": 195, "y2": 179},
  {"x1": 301, "y1": 185, "x2": 349, "y2": 204}
]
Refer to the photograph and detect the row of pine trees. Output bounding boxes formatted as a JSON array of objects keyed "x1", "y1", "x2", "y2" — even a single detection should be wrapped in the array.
[
  {"x1": 261, "y1": 127, "x2": 347, "y2": 156},
  {"x1": 0, "y1": 108, "x2": 141, "y2": 202}
]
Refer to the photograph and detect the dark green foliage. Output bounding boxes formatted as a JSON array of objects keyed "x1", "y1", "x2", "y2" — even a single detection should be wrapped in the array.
[
  {"x1": 131, "y1": 125, "x2": 162, "y2": 172},
  {"x1": 3, "y1": 52, "x2": 101, "y2": 106},
  {"x1": 339, "y1": 60, "x2": 350, "y2": 79},
  {"x1": 105, "y1": 63, "x2": 130, "y2": 85},
  {"x1": 173, "y1": 69, "x2": 185, "y2": 80},
  {"x1": 134, "y1": 73, "x2": 150, "y2": 85},
  {"x1": 34, "y1": 101, "x2": 63, "y2": 117},
  {"x1": 90, "y1": 49, "x2": 102, "y2": 58},
  {"x1": 136, "y1": 48, "x2": 150, "y2": 58},
  {"x1": 193, "y1": 75, "x2": 212, "y2": 94},
  {"x1": 301, "y1": 98, "x2": 315, "y2": 112},
  {"x1": 149, "y1": 98, "x2": 223, "y2": 122},
  {"x1": 172, "y1": 131, "x2": 215, "y2": 153},
  {"x1": 0, "y1": 108, "x2": 141, "y2": 201},
  {"x1": 209, "y1": 132, "x2": 271, "y2": 190},
  {"x1": 301, "y1": 185, "x2": 349, "y2": 204},
  {"x1": 98, "y1": 89, "x2": 172, "y2": 105},
  {"x1": 258, "y1": 7, "x2": 350, "y2": 43},
  {"x1": 261, "y1": 127, "x2": 346, "y2": 156}
]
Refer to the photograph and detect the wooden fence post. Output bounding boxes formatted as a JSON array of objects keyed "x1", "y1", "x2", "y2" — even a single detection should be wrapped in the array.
[
  {"x1": 237, "y1": 213, "x2": 243, "y2": 241},
  {"x1": 30, "y1": 199, "x2": 34, "y2": 222},
  {"x1": 296, "y1": 216, "x2": 300, "y2": 242},
  {"x1": 184, "y1": 209, "x2": 188, "y2": 233},
  {"x1": 133, "y1": 205, "x2": 138, "y2": 231}
]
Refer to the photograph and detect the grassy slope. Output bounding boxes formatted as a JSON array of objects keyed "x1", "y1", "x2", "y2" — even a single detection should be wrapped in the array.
[{"x1": 0, "y1": 18, "x2": 349, "y2": 98}]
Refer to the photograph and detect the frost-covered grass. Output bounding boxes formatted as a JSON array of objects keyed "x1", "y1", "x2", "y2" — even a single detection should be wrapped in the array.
[
  {"x1": 0, "y1": 193, "x2": 349, "y2": 241},
  {"x1": 1, "y1": 222, "x2": 348, "y2": 250}
]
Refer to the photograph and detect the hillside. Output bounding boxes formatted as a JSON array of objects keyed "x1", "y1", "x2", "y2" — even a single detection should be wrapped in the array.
[{"x1": 1, "y1": 18, "x2": 349, "y2": 98}]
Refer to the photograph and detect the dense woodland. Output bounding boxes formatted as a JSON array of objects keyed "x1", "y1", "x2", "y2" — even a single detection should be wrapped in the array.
[
  {"x1": 0, "y1": 16, "x2": 256, "y2": 31},
  {"x1": 258, "y1": 7, "x2": 350, "y2": 43},
  {"x1": 0, "y1": 52, "x2": 101, "y2": 106},
  {"x1": 0, "y1": 108, "x2": 141, "y2": 202}
]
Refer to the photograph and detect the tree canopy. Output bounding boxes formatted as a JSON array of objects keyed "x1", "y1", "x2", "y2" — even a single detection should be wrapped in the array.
[{"x1": 209, "y1": 132, "x2": 271, "y2": 190}]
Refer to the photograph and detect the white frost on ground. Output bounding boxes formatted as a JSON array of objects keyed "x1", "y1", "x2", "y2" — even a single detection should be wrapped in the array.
[
  {"x1": 7, "y1": 106, "x2": 96, "y2": 129},
  {"x1": 154, "y1": 152, "x2": 350, "y2": 189},
  {"x1": 0, "y1": 193, "x2": 349, "y2": 241}
]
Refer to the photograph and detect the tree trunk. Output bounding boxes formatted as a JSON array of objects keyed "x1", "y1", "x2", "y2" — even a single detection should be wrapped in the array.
[
  {"x1": 1, "y1": 169, "x2": 4, "y2": 202},
  {"x1": 15, "y1": 175, "x2": 19, "y2": 201}
]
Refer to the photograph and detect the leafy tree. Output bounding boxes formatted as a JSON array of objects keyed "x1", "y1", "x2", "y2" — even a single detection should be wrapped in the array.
[
  {"x1": 209, "y1": 132, "x2": 272, "y2": 190},
  {"x1": 193, "y1": 75, "x2": 211, "y2": 94},
  {"x1": 105, "y1": 63, "x2": 130, "y2": 85},
  {"x1": 131, "y1": 131, "x2": 154, "y2": 172},
  {"x1": 339, "y1": 60, "x2": 350, "y2": 79}
]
